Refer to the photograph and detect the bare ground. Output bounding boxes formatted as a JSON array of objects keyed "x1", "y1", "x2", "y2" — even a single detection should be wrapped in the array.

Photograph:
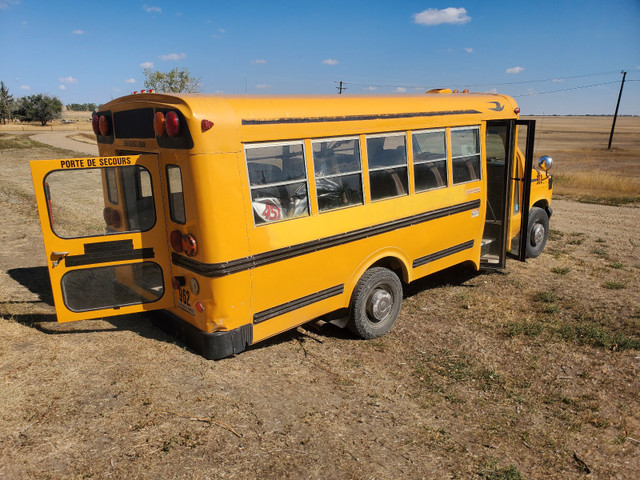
[{"x1": 0, "y1": 122, "x2": 639, "y2": 479}]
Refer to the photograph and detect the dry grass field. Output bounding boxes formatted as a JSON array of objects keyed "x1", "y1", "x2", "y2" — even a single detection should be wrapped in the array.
[{"x1": 0, "y1": 117, "x2": 638, "y2": 479}]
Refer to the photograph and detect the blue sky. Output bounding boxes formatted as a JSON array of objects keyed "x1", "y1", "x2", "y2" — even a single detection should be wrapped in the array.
[{"x1": 1, "y1": 0, "x2": 639, "y2": 114}]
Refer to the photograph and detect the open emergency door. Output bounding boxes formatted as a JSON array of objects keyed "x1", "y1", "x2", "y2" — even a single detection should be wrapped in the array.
[{"x1": 30, "y1": 155, "x2": 174, "y2": 322}]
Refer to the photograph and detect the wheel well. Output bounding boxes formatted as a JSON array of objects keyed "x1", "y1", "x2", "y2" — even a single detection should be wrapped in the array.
[
  {"x1": 370, "y1": 256, "x2": 408, "y2": 283},
  {"x1": 532, "y1": 200, "x2": 552, "y2": 218}
]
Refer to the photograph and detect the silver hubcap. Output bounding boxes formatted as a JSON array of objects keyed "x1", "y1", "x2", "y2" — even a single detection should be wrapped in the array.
[
  {"x1": 367, "y1": 289, "x2": 393, "y2": 322},
  {"x1": 532, "y1": 223, "x2": 545, "y2": 246}
]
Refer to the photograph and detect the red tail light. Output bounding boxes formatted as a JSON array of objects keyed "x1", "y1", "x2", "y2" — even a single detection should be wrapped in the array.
[
  {"x1": 165, "y1": 111, "x2": 180, "y2": 137},
  {"x1": 170, "y1": 229, "x2": 183, "y2": 252},
  {"x1": 92, "y1": 114, "x2": 100, "y2": 135},
  {"x1": 154, "y1": 112, "x2": 166, "y2": 137}
]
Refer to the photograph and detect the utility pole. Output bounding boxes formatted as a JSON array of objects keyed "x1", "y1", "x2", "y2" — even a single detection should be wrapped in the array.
[
  {"x1": 608, "y1": 71, "x2": 627, "y2": 150},
  {"x1": 336, "y1": 81, "x2": 346, "y2": 94}
]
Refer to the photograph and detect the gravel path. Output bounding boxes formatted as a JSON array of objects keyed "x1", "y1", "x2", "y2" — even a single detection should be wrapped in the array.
[{"x1": 29, "y1": 131, "x2": 99, "y2": 156}]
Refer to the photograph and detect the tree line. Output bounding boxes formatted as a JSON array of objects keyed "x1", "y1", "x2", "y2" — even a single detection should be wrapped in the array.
[{"x1": 1, "y1": 69, "x2": 201, "y2": 126}]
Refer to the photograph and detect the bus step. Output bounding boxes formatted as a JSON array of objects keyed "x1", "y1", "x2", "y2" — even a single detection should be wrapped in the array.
[{"x1": 481, "y1": 238, "x2": 495, "y2": 256}]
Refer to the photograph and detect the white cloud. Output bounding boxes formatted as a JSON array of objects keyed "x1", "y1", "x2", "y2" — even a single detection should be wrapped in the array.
[
  {"x1": 252, "y1": 59, "x2": 267, "y2": 64},
  {"x1": 465, "y1": 47, "x2": 473, "y2": 53},
  {"x1": 20, "y1": 85, "x2": 30, "y2": 90},
  {"x1": 73, "y1": 29, "x2": 84, "y2": 35},
  {"x1": 395, "y1": 87, "x2": 407, "y2": 93},
  {"x1": 159, "y1": 53, "x2": 186, "y2": 61},
  {"x1": 59, "y1": 85, "x2": 66, "y2": 90},
  {"x1": 323, "y1": 59, "x2": 339, "y2": 66},
  {"x1": 125, "y1": 78, "x2": 136, "y2": 84},
  {"x1": 143, "y1": 5, "x2": 161, "y2": 13},
  {"x1": 552, "y1": 78, "x2": 564, "y2": 83},
  {"x1": 506, "y1": 66, "x2": 524, "y2": 74},
  {"x1": 140, "y1": 61, "x2": 154, "y2": 69},
  {"x1": 255, "y1": 84, "x2": 272, "y2": 90},
  {"x1": 0, "y1": 1, "x2": 21, "y2": 9},
  {"x1": 487, "y1": 88, "x2": 498, "y2": 94},
  {"x1": 414, "y1": 7, "x2": 471, "y2": 26},
  {"x1": 59, "y1": 76, "x2": 78, "y2": 83},
  {"x1": 364, "y1": 86, "x2": 377, "y2": 91}
]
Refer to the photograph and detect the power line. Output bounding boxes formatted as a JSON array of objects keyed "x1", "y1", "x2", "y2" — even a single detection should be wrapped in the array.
[{"x1": 512, "y1": 80, "x2": 621, "y2": 97}]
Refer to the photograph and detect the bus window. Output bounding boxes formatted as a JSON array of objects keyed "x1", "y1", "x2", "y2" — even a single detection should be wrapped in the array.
[
  {"x1": 245, "y1": 141, "x2": 309, "y2": 224},
  {"x1": 412, "y1": 129, "x2": 447, "y2": 192},
  {"x1": 451, "y1": 126, "x2": 481, "y2": 184},
  {"x1": 312, "y1": 137, "x2": 363, "y2": 212},
  {"x1": 44, "y1": 165, "x2": 156, "y2": 238},
  {"x1": 166, "y1": 165, "x2": 186, "y2": 224},
  {"x1": 366, "y1": 133, "x2": 409, "y2": 201}
]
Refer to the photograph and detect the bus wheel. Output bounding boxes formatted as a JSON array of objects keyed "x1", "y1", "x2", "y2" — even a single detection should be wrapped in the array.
[
  {"x1": 348, "y1": 267, "x2": 402, "y2": 339},
  {"x1": 526, "y1": 207, "x2": 549, "y2": 258}
]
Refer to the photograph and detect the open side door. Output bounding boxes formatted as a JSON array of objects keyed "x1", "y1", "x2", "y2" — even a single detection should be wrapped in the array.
[
  {"x1": 30, "y1": 155, "x2": 174, "y2": 322},
  {"x1": 481, "y1": 119, "x2": 535, "y2": 268},
  {"x1": 509, "y1": 120, "x2": 535, "y2": 261}
]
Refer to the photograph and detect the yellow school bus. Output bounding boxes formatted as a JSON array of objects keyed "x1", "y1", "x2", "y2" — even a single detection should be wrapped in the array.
[{"x1": 30, "y1": 91, "x2": 553, "y2": 359}]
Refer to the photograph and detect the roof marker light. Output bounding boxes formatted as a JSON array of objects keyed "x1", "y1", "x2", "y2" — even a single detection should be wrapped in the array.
[
  {"x1": 201, "y1": 119, "x2": 214, "y2": 132},
  {"x1": 514, "y1": 107, "x2": 521, "y2": 114}
]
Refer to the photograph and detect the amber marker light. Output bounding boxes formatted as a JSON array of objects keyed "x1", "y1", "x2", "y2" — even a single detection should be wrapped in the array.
[
  {"x1": 98, "y1": 115, "x2": 111, "y2": 136},
  {"x1": 154, "y1": 111, "x2": 166, "y2": 137}
]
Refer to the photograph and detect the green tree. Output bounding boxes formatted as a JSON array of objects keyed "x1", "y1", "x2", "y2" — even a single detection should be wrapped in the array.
[
  {"x1": 143, "y1": 67, "x2": 201, "y2": 93},
  {"x1": 15, "y1": 94, "x2": 63, "y2": 126},
  {"x1": 0, "y1": 81, "x2": 15, "y2": 124}
]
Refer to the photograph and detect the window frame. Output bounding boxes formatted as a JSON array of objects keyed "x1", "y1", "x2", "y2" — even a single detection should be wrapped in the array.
[
  {"x1": 244, "y1": 140, "x2": 310, "y2": 226},
  {"x1": 411, "y1": 127, "x2": 449, "y2": 193},
  {"x1": 311, "y1": 135, "x2": 364, "y2": 213},
  {"x1": 450, "y1": 125, "x2": 482, "y2": 185},
  {"x1": 366, "y1": 131, "x2": 409, "y2": 202}
]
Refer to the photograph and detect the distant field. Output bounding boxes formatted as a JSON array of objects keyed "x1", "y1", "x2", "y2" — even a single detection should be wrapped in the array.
[{"x1": 525, "y1": 116, "x2": 640, "y2": 204}]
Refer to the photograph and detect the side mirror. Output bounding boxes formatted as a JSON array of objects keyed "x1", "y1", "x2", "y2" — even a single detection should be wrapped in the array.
[{"x1": 538, "y1": 156, "x2": 553, "y2": 171}]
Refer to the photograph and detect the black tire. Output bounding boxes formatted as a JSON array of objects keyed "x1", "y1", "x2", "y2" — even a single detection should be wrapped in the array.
[
  {"x1": 347, "y1": 267, "x2": 402, "y2": 339},
  {"x1": 526, "y1": 207, "x2": 549, "y2": 258}
]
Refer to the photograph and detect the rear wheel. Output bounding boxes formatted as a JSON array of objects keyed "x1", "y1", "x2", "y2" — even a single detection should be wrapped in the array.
[
  {"x1": 526, "y1": 207, "x2": 549, "y2": 258},
  {"x1": 348, "y1": 267, "x2": 402, "y2": 339}
]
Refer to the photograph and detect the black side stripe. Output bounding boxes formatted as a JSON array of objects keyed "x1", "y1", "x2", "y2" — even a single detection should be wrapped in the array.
[
  {"x1": 172, "y1": 199, "x2": 481, "y2": 278},
  {"x1": 412, "y1": 240, "x2": 475, "y2": 269},
  {"x1": 253, "y1": 285, "x2": 344, "y2": 324},
  {"x1": 66, "y1": 239, "x2": 154, "y2": 267},
  {"x1": 242, "y1": 109, "x2": 481, "y2": 126}
]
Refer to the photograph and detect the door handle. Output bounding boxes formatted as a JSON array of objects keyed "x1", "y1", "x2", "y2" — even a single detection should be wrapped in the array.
[{"x1": 51, "y1": 251, "x2": 69, "y2": 267}]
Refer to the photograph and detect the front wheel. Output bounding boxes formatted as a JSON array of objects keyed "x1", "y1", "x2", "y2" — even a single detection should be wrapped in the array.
[
  {"x1": 526, "y1": 207, "x2": 549, "y2": 258},
  {"x1": 347, "y1": 267, "x2": 402, "y2": 339}
]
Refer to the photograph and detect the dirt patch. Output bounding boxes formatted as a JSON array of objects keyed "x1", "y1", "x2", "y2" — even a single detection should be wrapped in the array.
[{"x1": 1, "y1": 123, "x2": 639, "y2": 479}]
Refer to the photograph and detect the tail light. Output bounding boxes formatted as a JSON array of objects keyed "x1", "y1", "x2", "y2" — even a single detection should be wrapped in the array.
[
  {"x1": 182, "y1": 233, "x2": 198, "y2": 257},
  {"x1": 154, "y1": 112, "x2": 166, "y2": 137},
  {"x1": 98, "y1": 115, "x2": 111, "y2": 136},
  {"x1": 92, "y1": 114, "x2": 100, "y2": 135},
  {"x1": 170, "y1": 229, "x2": 183, "y2": 252},
  {"x1": 165, "y1": 111, "x2": 180, "y2": 137}
]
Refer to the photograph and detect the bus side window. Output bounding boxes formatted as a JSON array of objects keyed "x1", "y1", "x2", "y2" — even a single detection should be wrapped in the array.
[
  {"x1": 366, "y1": 133, "x2": 408, "y2": 201},
  {"x1": 166, "y1": 165, "x2": 186, "y2": 224},
  {"x1": 451, "y1": 126, "x2": 481, "y2": 184},
  {"x1": 245, "y1": 142, "x2": 309, "y2": 225},
  {"x1": 312, "y1": 137, "x2": 363, "y2": 212},
  {"x1": 412, "y1": 129, "x2": 447, "y2": 192}
]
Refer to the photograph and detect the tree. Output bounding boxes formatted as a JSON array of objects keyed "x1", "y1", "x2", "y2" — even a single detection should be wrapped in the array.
[
  {"x1": 15, "y1": 94, "x2": 63, "y2": 126},
  {"x1": 0, "y1": 81, "x2": 15, "y2": 124},
  {"x1": 143, "y1": 67, "x2": 201, "y2": 93}
]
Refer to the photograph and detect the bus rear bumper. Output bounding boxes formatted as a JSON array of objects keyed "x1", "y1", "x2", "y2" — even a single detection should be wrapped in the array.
[{"x1": 153, "y1": 311, "x2": 253, "y2": 360}]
